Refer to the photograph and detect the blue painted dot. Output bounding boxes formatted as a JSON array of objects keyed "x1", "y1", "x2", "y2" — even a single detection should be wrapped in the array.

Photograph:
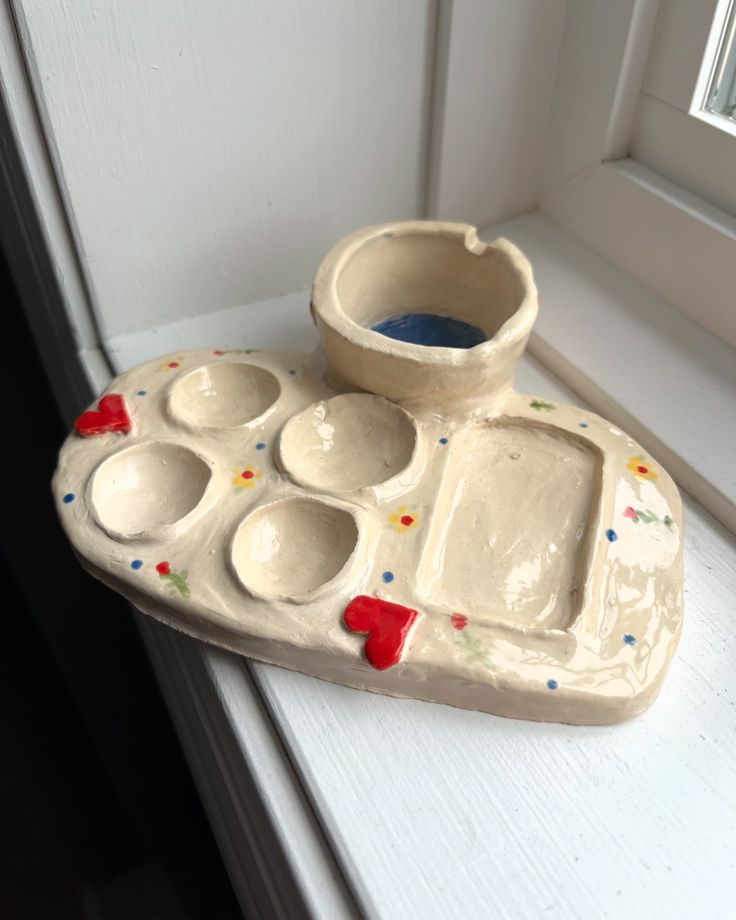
[
  {"x1": 623, "y1": 634, "x2": 637, "y2": 646},
  {"x1": 288, "y1": 369, "x2": 297, "y2": 376},
  {"x1": 382, "y1": 571, "x2": 394, "y2": 583},
  {"x1": 439, "y1": 437, "x2": 449, "y2": 445},
  {"x1": 62, "y1": 493, "x2": 75, "y2": 504},
  {"x1": 579, "y1": 422, "x2": 589, "y2": 428},
  {"x1": 136, "y1": 390, "x2": 147, "y2": 396},
  {"x1": 547, "y1": 679, "x2": 559, "y2": 690},
  {"x1": 256, "y1": 442, "x2": 266, "y2": 450},
  {"x1": 606, "y1": 529, "x2": 618, "y2": 542},
  {"x1": 131, "y1": 559, "x2": 144, "y2": 570}
]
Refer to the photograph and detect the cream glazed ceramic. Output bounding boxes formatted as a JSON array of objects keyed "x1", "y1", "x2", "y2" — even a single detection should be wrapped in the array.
[{"x1": 53, "y1": 222, "x2": 683, "y2": 725}]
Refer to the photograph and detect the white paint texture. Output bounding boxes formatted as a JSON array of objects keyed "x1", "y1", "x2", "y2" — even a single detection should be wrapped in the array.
[
  {"x1": 14, "y1": 0, "x2": 434, "y2": 337},
  {"x1": 539, "y1": 0, "x2": 661, "y2": 199},
  {"x1": 428, "y1": 0, "x2": 567, "y2": 225},
  {"x1": 629, "y1": 0, "x2": 736, "y2": 218},
  {"x1": 538, "y1": 0, "x2": 736, "y2": 351}
]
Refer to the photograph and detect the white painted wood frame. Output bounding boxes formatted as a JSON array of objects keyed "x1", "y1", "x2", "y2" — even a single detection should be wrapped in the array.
[
  {"x1": 540, "y1": 0, "x2": 736, "y2": 349},
  {"x1": 629, "y1": 0, "x2": 736, "y2": 209}
]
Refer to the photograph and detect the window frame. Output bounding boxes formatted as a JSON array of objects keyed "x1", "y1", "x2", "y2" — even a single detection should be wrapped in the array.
[{"x1": 539, "y1": 0, "x2": 736, "y2": 350}]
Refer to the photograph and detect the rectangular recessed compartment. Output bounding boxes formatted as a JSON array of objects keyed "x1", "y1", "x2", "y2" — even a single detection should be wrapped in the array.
[{"x1": 417, "y1": 420, "x2": 601, "y2": 629}]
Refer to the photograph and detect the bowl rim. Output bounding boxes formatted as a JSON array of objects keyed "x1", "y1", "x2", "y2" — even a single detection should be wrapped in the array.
[{"x1": 311, "y1": 220, "x2": 538, "y2": 369}]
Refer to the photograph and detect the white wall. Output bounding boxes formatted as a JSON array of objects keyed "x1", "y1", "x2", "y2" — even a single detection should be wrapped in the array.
[
  {"x1": 15, "y1": 0, "x2": 435, "y2": 337},
  {"x1": 11, "y1": 0, "x2": 569, "y2": 343},
  {"x1": 428, "y1": 0, "x2": 567, "y2": 227}
]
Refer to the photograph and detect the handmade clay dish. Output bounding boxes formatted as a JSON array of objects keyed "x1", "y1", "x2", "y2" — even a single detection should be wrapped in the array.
[{"x1": 54, "y1": 221, "x2": 684, "y2": 725}]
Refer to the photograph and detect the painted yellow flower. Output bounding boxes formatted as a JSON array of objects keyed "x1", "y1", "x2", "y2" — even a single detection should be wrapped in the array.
[
  {"x1": 160, "y1": 356, "x2": 185, "y2": 371},
  {"x1": 389, "y1": 506, "x2": 419, "y2": 532},
  {"x1": 627, "y1": 455, "x2": 658, "y2": 480},
  {"x1": 232, "y1": 466, "x2": 262, "y2": 490}
]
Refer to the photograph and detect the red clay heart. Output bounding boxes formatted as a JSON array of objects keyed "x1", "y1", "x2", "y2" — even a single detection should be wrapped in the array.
[
  {"x1": 75, "y1": 394, "x2": 132, "y2": 437},
  {"x1": 344, "y1": 595, "x2": 420, "y2": 670}
]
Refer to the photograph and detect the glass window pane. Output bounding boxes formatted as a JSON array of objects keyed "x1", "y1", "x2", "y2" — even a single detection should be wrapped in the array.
[{"x1": 705, "y1": 0, "x2": 736, "y2": 123}]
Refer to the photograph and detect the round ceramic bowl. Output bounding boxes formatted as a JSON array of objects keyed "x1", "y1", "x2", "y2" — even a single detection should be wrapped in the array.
[{"x1": 310, "y1": 221, "x2": 538, "y2": 407}]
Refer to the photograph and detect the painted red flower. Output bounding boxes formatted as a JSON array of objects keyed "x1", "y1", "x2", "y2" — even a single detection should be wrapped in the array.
[
  {"x1": 623, "y1": 506, "x2": 637, "y2": 519},
  {"x1": 154, "y1": 561, "x2": 190, "y2": 598},
  {"x1": 451, "y1": 613, "x2": 468, "y2": 631}
]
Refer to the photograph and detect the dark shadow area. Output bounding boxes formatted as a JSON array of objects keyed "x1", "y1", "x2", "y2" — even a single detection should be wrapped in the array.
[{"x1": 0, "y1": 247, "x2": 242, "y2": 919}]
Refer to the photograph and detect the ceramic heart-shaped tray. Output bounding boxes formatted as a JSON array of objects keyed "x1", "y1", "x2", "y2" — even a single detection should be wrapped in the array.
[{"x1": 53, "y1": 222, "x2": 683, "y2": 724}]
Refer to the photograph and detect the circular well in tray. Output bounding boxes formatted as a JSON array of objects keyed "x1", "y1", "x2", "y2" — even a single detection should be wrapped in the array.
[
  {"x1": 169, "y1": 362, "x2": 280, "y2": 430},
  {"x1": 230, "y1": 496, "x2": 359, "y2": 600},
  {"x1": 278, "y1": 393, "x2": 418, "y2": 493},
  {"x1": 90, "y1": 441, "x2": 213, "y2": 539}
]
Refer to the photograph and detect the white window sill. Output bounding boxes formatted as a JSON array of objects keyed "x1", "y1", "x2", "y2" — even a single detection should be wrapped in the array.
[{"x1": 79, "y1": 215, "x2": 736, "y2": 919}]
